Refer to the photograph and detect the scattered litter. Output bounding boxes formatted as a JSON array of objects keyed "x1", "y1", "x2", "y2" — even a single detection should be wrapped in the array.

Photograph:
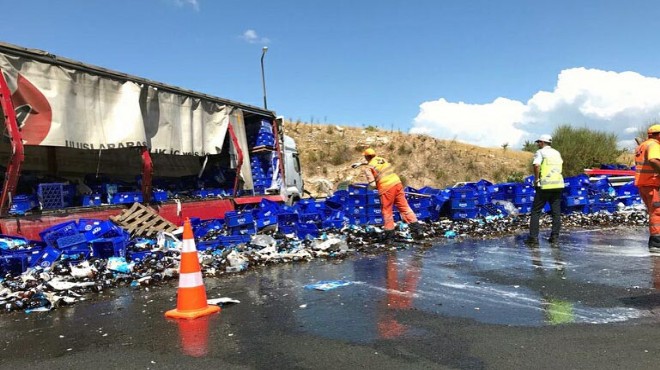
[
  {"x1": 305, "y1": 280, "x2": 352, "y2": 291},
  {"x1": 207, "y1": 297, "x2": 240, "y2": 306}
]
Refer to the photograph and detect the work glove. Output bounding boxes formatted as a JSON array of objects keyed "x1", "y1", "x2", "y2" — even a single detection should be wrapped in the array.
[{"x1": 351, "y1": 162, "x2": 363, "y2": 169}]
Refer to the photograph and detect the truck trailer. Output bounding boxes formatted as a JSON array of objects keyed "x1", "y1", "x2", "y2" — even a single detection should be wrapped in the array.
[{"x1": 0, "y1": 41, "x2": 304, "y2": 239}]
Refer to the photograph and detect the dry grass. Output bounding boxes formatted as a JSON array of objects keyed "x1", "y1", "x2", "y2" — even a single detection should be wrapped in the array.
[{"x1": 284, "y1": 121, "x2": 534, "y2": 196}]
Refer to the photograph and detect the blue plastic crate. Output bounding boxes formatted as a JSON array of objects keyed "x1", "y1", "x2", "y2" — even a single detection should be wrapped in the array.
[
  {"x1": 408, "y1": 197, "x2": 432, "y2": 210},
  {"x1": 617, "y1": 195, "x2": 641, "y2": 206},
  {"x1": 37, "y1": 183, "x2": 67, "y2": 209},
  {"x1": 229, "y1": 224, "x2": 256, "y2": 236},
  {"x1": 511, "y1": 194, "x2": 534, "y2": 204},
  {"x1": 562, "y1": 195, "x2": 588, "y2": 206},
  {"x1": 110, "y1": 192, "x2": 143, "y2": 205},
  {"x1": 193, "y1": 219, "x2": 224, "y2": 238},
  {"x1": 39, "y1": 221, "x2": 80, "y2": 248},
  {"x1": 516, "y1": 203, "x2": 533, "y2": 214},
  {"x1": 60, "y1": 245, "x2": 92, "y2": 262},
  {"x1": 499, "y1": 183, "x2": 535, "y2": 196},
  {"x1": 615, "y1": 183, "x2": 639, "y2": 197},
  {"x1": 82, "y1": 193, "x2": 103, "y2": 207},
  {"x1": 346, "y1": 184, "x2": 373, "y2": 195},
  {"x1": 256, "y1": 214, "x2": 278, "y2": 229},
  {"x1": 224, "y1": 211, "x2": 254, "y2": 227},
  {"x1": 451, "y1": 187, "x2": 476, "y2": 200},
  {"x1": 564, "y1": 175, "x2": 590, "y2": 188},
  {"x1": 29, "y1": 246, "x2": 62, "y2": 268},
  {"x1": 56, "y1": 233, "x2": 89, "y2": 250},
  {"x1": 78, "y1": 219, "x2": 114, "y2": 239},
  {"x1": 297, "y1": 223, "x2": 319, "y2": 239},
  {"x1": 450, "y1": 209, "x2": 479, "y2": 220},
  {"x1": 322, "y1": 219, "x2": 345, "y2": 229},
  {"x1": 277, "y1": 212, "x2": 299, "y2": 225},
  {"x1": 9, "y1": 194, "x2": 39, "y2": 215},
  {"x1": 299, "y1": 212, "x2": 322, "y2": 223},
  {"x1": 90, "y1": 236, "x2": 128, "y2": 259},
  {"x1": 564, "y1": 186, "x2": 588, "y2": 196},
  {"x1": 415, "y1": 208, "x2": 432, "y2": 221},
  {"x1": 0, "y1": 254, "x2": 29, "y2": 276},
  {"x1": 589, "y1": 203, "x2": 617, "y2": 213},
  {"x1": 451, "y1": 198, "x2": 478, "y2": 209},
  {"x1": 1, "y1": 245, "x2": 44, "y2": 267}
]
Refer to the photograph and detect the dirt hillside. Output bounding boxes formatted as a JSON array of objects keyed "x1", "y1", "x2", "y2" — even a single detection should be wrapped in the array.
[{"x1": 283, "y1": 120, "x2": 534, "y2": 197}]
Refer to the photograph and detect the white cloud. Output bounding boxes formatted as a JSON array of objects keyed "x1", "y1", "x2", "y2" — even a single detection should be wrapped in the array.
[
  {"x1": 411, "y1": 68, "x2": 660, "y2": 149},
  {"x1": 173, "y1": 0, "x2": 200, "y2": 11},
  {"x1": 240, "y1": 29, "x2": 270, "y2": 44}
]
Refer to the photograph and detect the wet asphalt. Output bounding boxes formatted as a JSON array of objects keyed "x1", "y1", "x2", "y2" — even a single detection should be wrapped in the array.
[{"x1": 1, "y1": 226, "x2": 660, "y2": 370}]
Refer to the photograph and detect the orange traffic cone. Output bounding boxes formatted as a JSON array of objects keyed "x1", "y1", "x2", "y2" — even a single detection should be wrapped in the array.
[{"x1": 165, "y1": 218, "x2": 220, "y2": 319}]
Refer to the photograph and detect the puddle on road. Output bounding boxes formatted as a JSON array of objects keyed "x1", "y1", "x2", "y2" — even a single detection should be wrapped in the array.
[{"x1": 294, "y1": 227, "x2": 659, "y2": 341}]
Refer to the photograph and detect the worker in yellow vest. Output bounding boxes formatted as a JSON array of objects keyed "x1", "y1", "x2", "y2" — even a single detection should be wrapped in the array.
[
  {"x1": 352, "y1": 148, "x2": 420, "y2": 239},
  {"x1": 634, "y1": 124, "x2": 660, "y2": 252},
  {"x1": 526, "y1": 134, "x2": 564, "y2": 245}
]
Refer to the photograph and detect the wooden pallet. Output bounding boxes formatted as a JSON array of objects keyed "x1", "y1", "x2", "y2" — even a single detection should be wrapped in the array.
[{"x1": 110, "y1": 202, "x2": 178, "y2": 237}]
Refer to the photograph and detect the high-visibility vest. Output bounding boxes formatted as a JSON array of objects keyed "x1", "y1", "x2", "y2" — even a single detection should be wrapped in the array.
[
  {"x1": 367, "y1": 156, "x2": 401, "y2": 192},
  {"x1": 538, "y1": 147, "x2": 564, "y2": 190},
  {"x1": 635, "y1": 139, "x2": 660, "y2": 187}
]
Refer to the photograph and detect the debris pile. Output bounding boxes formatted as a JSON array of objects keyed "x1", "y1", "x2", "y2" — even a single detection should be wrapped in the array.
[{"x1": 0, "y1": 174, "x2": 648, "y2": 313}]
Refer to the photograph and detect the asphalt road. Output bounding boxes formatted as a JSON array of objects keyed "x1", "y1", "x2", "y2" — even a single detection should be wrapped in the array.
[{"x1": 1, "y1": 226, "x2": 660, "y2": 369}]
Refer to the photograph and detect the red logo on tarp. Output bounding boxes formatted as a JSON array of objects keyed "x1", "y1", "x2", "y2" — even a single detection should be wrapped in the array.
[{"x1": 10, "y1": 74, "x2": 52, "y2": 145}]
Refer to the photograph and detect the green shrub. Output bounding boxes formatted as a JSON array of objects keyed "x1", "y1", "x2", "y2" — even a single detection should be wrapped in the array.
[{"x1": 551, "y1": 125, "x2": 626, "y2": 177}]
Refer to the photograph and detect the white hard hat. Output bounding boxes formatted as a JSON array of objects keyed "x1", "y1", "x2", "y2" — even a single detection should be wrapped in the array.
[{"x1": 535, "y1": 134, "x2": 552, "y2": 144}]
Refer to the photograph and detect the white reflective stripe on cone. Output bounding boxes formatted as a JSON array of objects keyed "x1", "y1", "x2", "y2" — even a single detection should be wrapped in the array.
[
  {"x1": 179, "y1": 271, "x2": 204, "y2": 288},
  {"x1": 181, "y1": 238, "x2": 196, "y2": 253}
]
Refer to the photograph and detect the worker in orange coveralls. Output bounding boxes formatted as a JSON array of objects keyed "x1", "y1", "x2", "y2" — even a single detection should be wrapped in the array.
[
  {"x1": 353, "y1": 148, "x2": 420, "y2": 239},
  {"x1": 634, "y1": 124, "x2": 660, "y2": 252}
]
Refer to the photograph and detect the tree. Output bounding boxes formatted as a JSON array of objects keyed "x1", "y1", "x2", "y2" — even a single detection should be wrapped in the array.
[{"x1": 551, "y1": 125, "x2": 626, "y2": 177}]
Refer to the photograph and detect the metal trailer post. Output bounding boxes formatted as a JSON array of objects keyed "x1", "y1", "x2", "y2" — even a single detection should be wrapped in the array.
[{"x1": 0, "y1": 70, "x2": 25, "y2": 216}]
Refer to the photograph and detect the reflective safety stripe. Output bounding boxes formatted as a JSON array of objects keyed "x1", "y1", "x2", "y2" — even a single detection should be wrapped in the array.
[
  {"x1": 368, "y1": 156, "x2": 401, "y2": 192},
  {"x1": 181, "y1": 238, "x2": 196, "y2": 253},
  {"x1": 179, "y1": 271, "x2": 204, "y2": 288}
]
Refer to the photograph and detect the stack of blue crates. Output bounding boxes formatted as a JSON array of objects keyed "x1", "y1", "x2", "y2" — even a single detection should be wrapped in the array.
[
  {"x1": 615, "y1": 181, "x2": 641, "y2": 207},
  {"x1": 562, "y1": 175, "x2": 590, "y2": 213},
  {"x1": 224, "y1": 211, "x2": 256, "y2": 236},
  {"x1": 0, "y1": 235, "x2": 44, "y2": 275},
  {"x1": 344, "y1": 185, "x2": 383, "y2": 225},
  {"x1": 449, "y1": 186, "x2": 478, "y2": 220},
  {"x1": 494, "y1": 182, "x2": 535, "y2": 214},
  {"x1": 250, "y1": 154, "x2": 273, "y2": 194},
  {"x1": 586, "y1": 176, "x2": 617, "y2": 213},
  {"x1": 252, "y1": 199, "x2": 279, "y2": 229},
  {"x1": 253, "y1": 119, "x2": 275, "y2": 148},
  {"x1": 405, "y1": 187, "x2": 433, "y2": 221}
]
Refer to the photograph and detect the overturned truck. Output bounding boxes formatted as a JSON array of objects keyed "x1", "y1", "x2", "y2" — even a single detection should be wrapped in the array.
[{"x1": 0, "y1": 42, "x2": 304, "y2": 239}]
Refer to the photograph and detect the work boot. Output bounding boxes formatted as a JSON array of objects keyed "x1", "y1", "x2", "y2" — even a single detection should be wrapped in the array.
[
  {"x1": 524, "y1": 236, "x2": 539, "y2": 246},
  {"x1": 381, "y1": 229, "x2": 395, "y2": 242},
  {"x1": 408, "y1": 222, "x2": 424, "y2": 238}
]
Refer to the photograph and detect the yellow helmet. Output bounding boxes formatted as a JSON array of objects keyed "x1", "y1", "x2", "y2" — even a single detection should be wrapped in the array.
[
  {"x1": 648, "y1": 124, "x2": 660, "y2": 135},
  {"x1": 363, "y1": 148, "x2": 376, "y2": 157}
]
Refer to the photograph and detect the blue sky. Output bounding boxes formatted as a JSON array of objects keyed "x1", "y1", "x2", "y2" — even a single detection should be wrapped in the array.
[{"x1": 3, "y1": 0, "x2": 660, "y2": 148}]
